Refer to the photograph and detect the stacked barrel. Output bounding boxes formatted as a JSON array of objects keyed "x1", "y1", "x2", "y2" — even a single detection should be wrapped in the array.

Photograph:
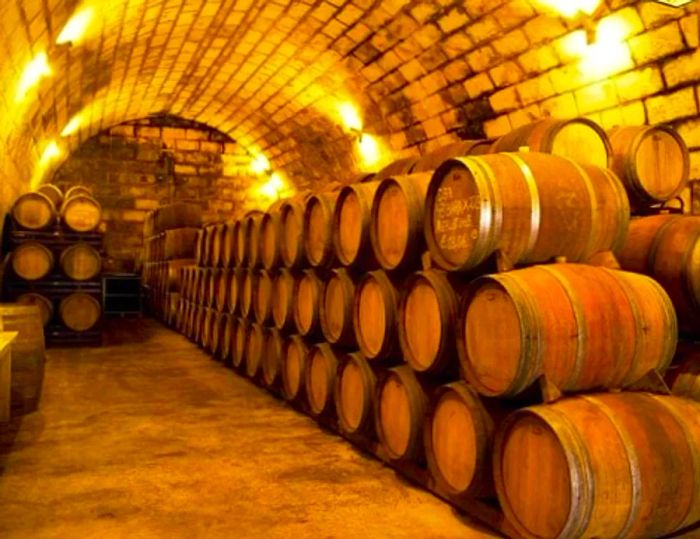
[
  {"x1": 3, "y1": 184, "x2": 104, "y2": 343},
  {"x1": 141, "y1": 202, "x2": 202, "y2": 322},
  {"x1": 171, "y1": 117, "x2": 700, "y2": 538}
]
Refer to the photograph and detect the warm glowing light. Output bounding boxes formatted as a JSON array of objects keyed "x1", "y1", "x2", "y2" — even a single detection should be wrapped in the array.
[
  {"x1": 257, "y1": 172, "x2": 288, "y2": 200},
  {"x1": 338, "y1": 102, "x2": 363, "y2": 132},
  {"x1": 61, "y1": 114, "x2": 82, "y2": 136},
  {"x1": 358, "y1": 134, "x2": 382, "y2": 168},
  {"x1": 251, "y1": 153, "x2": 270, "y2": 174},
  {"x1": 16, "y1": 52, "x2": 51, "y2": 102},
  {"x1": 534, "y1": 0, "x2": 602, "y2": 18},
  {"x1": 40, "y1": 141, "x2": 62, "y2": 166},
  {"x1": 56, "y1": 6, "x2": 95, "y2": 45},
  {"x1": 571, "y1": 18, "x2": 633, "y2": 78}
]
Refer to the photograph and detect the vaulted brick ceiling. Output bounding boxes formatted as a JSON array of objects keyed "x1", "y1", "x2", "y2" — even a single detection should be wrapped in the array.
[{"x1": 0, "y1": 0, "x2": 698, "y2": 199}]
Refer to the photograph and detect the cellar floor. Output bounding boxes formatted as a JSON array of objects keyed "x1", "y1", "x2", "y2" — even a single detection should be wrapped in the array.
[{"x1": 0, "y1": 318, "x2": 497, "y2": 539}]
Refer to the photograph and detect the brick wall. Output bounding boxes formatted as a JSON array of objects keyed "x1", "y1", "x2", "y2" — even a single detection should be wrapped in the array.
[
  {"x1": 52, "y1": 117, "x2": 256, "y2": 271},
  {"x1": 0, "y1": 1, "x2": 698, "y2": 221}
]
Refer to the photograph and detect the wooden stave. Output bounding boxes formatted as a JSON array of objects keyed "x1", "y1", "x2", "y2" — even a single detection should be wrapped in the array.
[
  {"x1": 332, "y1": 181, "x2": 381, "y2": 270},
  {"x1": 305, "y1": 342, "x2": 340, "y2": 417},
  {"x1": 60, "y1": 194, "x2": 102, "y2": 233},
  {"x1": 11, "y1": 241, "x2": 55, "y2": 281},
  {"x1": 11, "y1": 192, "x2": 57, "y2": 231},
  {"x1": 59, "y1": 243, "x2": 102, "y2": 281},
  {"x1": 334, "y1": 352, "x2": 377, "y2": 437},
  {"x1": 303, "y1": 193, "x2": 339, "y2": 270},
  {"x1": 281, "y1": 334, "x2": 309, "y2": 402},
  {"x1": 58, "y1": 293, "x2": 101, "y2": 332},
  {"x1": 320, "y1": 268, "x2": 357, "y2": 347}
]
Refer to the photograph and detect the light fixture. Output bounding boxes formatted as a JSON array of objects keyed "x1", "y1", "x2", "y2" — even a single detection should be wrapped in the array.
[
  {"x1": 534, "y1": 0, "x2": 602, "y2": 18},
  {"x1": 257, "y1": 172, "x2": 287, "y2": 200},
  {"x1": 250, "y1": 153, "x2": 271, "y2": 175},
  {"x1": 338, "y1": 102, "x2": 363, "y2": 133},
  {"x1": 357, "y1": 133, "x2": 382, "y2": 168},
  {"x1": 39, "y1": 140, "x2": 62, "y2": 166},
  {"x1": 56, "y1": 6, "x2": 95, "y2": 45},
  {"x1": 60, "y1": 114, "x2": 82, "y2": 136},
  {"x1": 653, "y1": 0, "x2": 694, "y2": 6},
  {"x1": 16, "y1": 52, "x2": 51, "y2": 102}
]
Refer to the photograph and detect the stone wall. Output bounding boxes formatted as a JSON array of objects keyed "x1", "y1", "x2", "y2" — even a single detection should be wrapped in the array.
[{"x1": 52, "y1": 117, "x2": 256, "y2": 271}]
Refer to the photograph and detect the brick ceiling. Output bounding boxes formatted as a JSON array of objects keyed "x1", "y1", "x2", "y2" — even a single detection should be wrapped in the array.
[{"x1": 0, "y1": 0, "x2": 697, "y2": 193}]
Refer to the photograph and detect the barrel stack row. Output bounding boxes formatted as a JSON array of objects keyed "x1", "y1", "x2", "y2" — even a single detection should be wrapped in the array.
[
  {"x1": 167, "y1": 117, "x2": 700, "y2": 539},
  {"x1": 141, "y1": 202, "x2": 202, "y2": 321},
  {"x1": 3, "y1": 184, "x2": 104, "y2": 339}
]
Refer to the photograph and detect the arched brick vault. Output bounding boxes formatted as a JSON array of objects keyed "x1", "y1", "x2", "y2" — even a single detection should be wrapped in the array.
[{"x1": 0, "y1": 0, "x2": 699, "y2": 217}]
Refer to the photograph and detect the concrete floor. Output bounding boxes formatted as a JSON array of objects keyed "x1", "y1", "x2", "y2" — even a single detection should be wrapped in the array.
[{"x1": 0, "y1": 318, "x2": 499, "y2": 539}]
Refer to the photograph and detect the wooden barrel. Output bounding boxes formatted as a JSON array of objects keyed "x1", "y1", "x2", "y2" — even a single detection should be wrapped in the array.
[
  {"x1": 11, "y1": 192, "x2": 57, "y2": 231},
  {"x1": 220, "y1": 314, "x2": 234, "y2": 364},
  {"x1": 261, "y1": 328, "x2": 284, "y2": 389},
  {"x1": 424, "y1": 382, "x2": 503, "y2": 500},
  {"x1": 334, "y1": 352, "x2": 377, "y2": 436},
  {"x1": 293, "y1": 269, "x2": 323, "y2": 337},
  {"x1": 375, "y1": 365, "x2": 429, "y2": 462},
  {"x1": 210, "y1": 312, "x2": 227, "y2": 359},
  {"x1": 608, "y1": 125, "x2": 689, "y2": 208},
  {"x1": 221, "y1": 222, "x2": 236, "y2": 268},
  {"x1": 16, "y1": 293, "x2": 53, "y2": 327},
  {"x1": 204, "y1": 268, "x2": 217, "y2": 307},
  {"x1": 398, "y1": 270, "x2": 462, "y2": 375},
  {"x1": 253, "y1": 269, "x2": 274, "y2": 325},
  {"x1": 333, "y1": 181, "x2": 380, "y2": 269},
  {"x1": 163, "y1": 228, "x2": 199, "y2": 260},
  {"x1": 304, "y1": 193, "x2": 338, "y2": 269},
  {"x1": 370, "y1": 172, "x2": 432, "y2": 272},
  {"x1": 272, "y1": 268, "x2": 297, "y2": 331},
  {"x1": 201, "y1": 308, "x2": 215, "y2": 351},
  {"x1": 227, "y1": 267, "x2": 243, "y2": 315},
  {"x1": 240, "y1": 269, "x2": 255, "y2": 319},
  {"x1": 37, "y1": 184, "x2": 64, "y2": 208},
  {"x1": 210, "y1": 224, "x2": 225, "y2": 268},
  {"x1": 194, "y1": 229, "x2": 206, "y2": 266},
  {"x1": 60, "y1": 194, "x2": 102, "y2": 232},
  {"x1": 617, "y1": 215, "x2": 700, "y2": 335},
  {"x1": 154, "y1": 202, "x2": 202, "y2": 233},
  {"x1": 494, "y1": 393, "x2": 700, "y2": 539},
  {"x1": 165, "y1": 259, "x2": 195, "y2": 292},
  {"x1": 666, "y1": 350, "x2": 700, "y2": 401},
  {"x1": 320, "y1": 268, "x2": 356, "y2": 347},
  {"x1": 281, "y1": 335, "x2": 309, "y2": 402},
  {"x1": 411, "y1": 140, "x2": 492, "y2": 173},
  {"x1": 260, "y1": 210, "x2": 282, "y2": 270},
  {"x1": 201, "y1": 226, "x2": 214, "y2": 267},
  {"x1": 353, "y1": 270, "x2": 401, "y2": 362},
  {"x1": 214, "y1": 269, "x2": 230, "y2": 312},
  {"x1": 64, "y1": 185, "x2": 92, "y2": 199},
  {"x1": 424, "y1": 153, "x2": 630, "y2": 272},
  {"x1": 305, "y1": 343, "x2": 339, "y2": 417},
  {"x1": 460, "y1": 263, "x2": 677, "y2": 397},
  {"x1": 245, "y1": 211, "x2": 265, "y2": 269},
  {"x1": 490, "y1": 117, "x2": 612, "y2": 168},
  {"x1": 373, "y1": 156, "x2": 420, "y2": 182},
  {"x1": 233, "y1": 220, "x2": 247, "y2": 267},
  {"x1": 12, "y1": 241, "x2": 54, "y2": 281},
  {"x1": 59, "y1": 293, "x2": 101, "y2": 331},
  {"x1": 279, "y1": 200, "x2": 307, "y2": 268},
  {"x1": 245, "y1": 324, "x2": 266, "y2": 379},
  {"x1": 232, "y1": 318, "x2": 248, "y2": 370},
  {"x1": 0, "y1": 304, "x2": 45, "y2": 413},
  {"x1": 59, "y1": 243, "x2": 101, "y2": 281}
]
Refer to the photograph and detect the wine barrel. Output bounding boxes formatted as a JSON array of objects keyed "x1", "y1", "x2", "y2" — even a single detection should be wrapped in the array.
[
  {"x1": 201, "y1": 226, "x2": 214, "y2": 268},
  {"x1": 279, "y1": 200, "x2": 307, "y2": 268},
  {"x1": 194, "y1": 229, "x2": 206, "y2": 266},
  {"x1": 617, "y1": 215, "x2": 700, "y2": 335},
  {"x1": 260, "y1": 210, "x2": 282, "y2": 270},
  {"x1": 16, "y1": 293, "x2": 53, "y2": 327},
  {"x1": 221, "y1": 222, "x2": 236, "y2": 268},
  {"x1": 232, "y1": 318, "x2": 249, "y2": 370},
  {"x1": 271, "y1": 268, "x2": 297, "y2": 331},
  {"x1": 608, "y1": 125, "x2": 689, "y2": 208},
  {"x1": 59, "y1": 293, "x2": 101, "y2": 331},
  {"x1": 210, "y1": 312, "x2": 226, "y2": 358},
  {"x1": 210, "y1": 224, "x2": 225, "y2": 268},
  {"x1": 245, "y1": 211, "x2": 265, "y2": 269},
  {"x1": 0, "y1": 304, "x2": 45, "y2": 413},
  {"x1": 154, "y1": 202, "x2": 202, "y2": 233},
  {"x1": 375, "y1": 365, "x2": 429, "y2": 462},
  {"x1": 304, "y1": 193, "x2": 338, "y2": 269},
  {"x1": 424, "y1": 382, "x2": 504, "y2": 500},
  {"x1": 11, "y1": 192, "x2": 57, "y2": 231},
  {"x1": 424, "y1": 153, "x2": 630, "y2": 272},
  {"x1": 261, "y1": 328, "x2": 284, "y2": 389},
  {"x1": 214, "y1": 269, "x2": 230, "y2": 312},
  {"x1": 227, "y1": 267, "x2": 243, "y2": 315},
  {"x1": 201, "y1": 308, "x2": 215, "y2": 350},
  {"x1": 353, "y1": 270, "x2": 401, "y2": 362},
  {"x1": 411, "y1": 140, "x2": 492, "y2": 173},
  {"x1": 245, "y1": 323, "x2": 266, "y2": 379},
  {"x1": 333, "y1": 181, "x2": 380, "y2": 269},
  {"x1": 293, "y1": 269, "x2": 323, "y2": 337},
  {"x1": 370, "y1": 172, "x2": 432, "y2": 272},
  {"x1": 64, "y1": 185, "x2": 92, "y2": 199},
  {"x1": 163, "y1": 228, "x2": 199, "y2": 260},
  {"x1": 320, "y1": 268, "x2": 356, "y2": 347},
  {"x1": 373, "y1": 156, "x2": 420, "y2": 182},
  {"x1": 37, "y1": 184, "x2": 64, "y2": 208},
  {"x1": 240, "y1": 269, "x2": 255, "y2": 319},
  {"x1": 165, "y1": 259, "x2": 195, "y2": 292},
  {"x1": 12, "y1": 241, "x2": 54, "y2": 281},
  {"x1": 220, "y1": 314, "x2": 234, "y2": 364},
  {"x1": 59, "y1": 243, "x2": 101, "y2": 281},
  {"x1": 490, "y1": 117, "x2": 612, "y2": 168},
  {"x1": 334, "y1": 352, "x2": 377, "y2": 436},
  {"x1": 494, "y1": 393, "x2": 700, "y2": 539},
  {"x1": 60, "y1": 194, "x2": 102, "y2": 232},
  {"x1": 253, "y1": 269, "x2": 274, "y2": 325},
  {"x1": 281, "y1": 335, "x2": 309, "y2": 402},
  {"x1": 460, "y1": 263, "x2": 677, "y2": 398},
  {"x1": 667, "y1": 351, "x2": 700, "y2": 401},
  {"x1": 233, "y1": 219, "x2": 247, "y2": 267},
  {"x1": 398, "y1": 270, "x2": 463, "y2": 375},
  {"x1": 305, "y1": 343, "x2": 339, "y2": 417}
]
